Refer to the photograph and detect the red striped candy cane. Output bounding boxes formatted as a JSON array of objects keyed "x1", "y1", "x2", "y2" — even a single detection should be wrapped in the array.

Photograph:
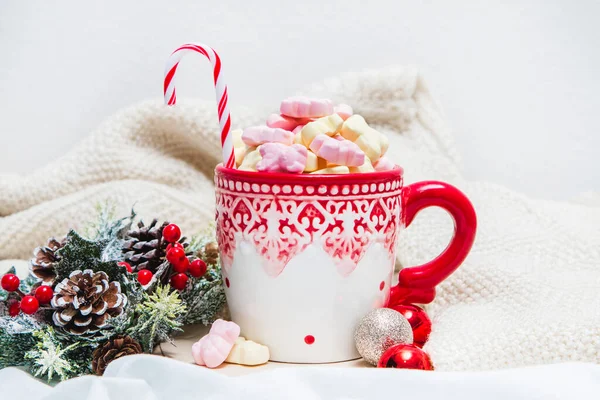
[{"x1": 164, "y1": 43, "x2": 235, "y2": 169}]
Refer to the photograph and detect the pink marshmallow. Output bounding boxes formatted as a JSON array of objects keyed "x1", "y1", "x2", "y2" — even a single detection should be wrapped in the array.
[
  {"x1": 280, "y1": 96, "x2": 334, "y2": 118},
  {"x1": 309, "y1": 134, "x2": 365, "y2": 167},
  {"x1": 257, "y1": 143, "x2": 307, "y2": 174},
  {"x1": 192, "y1": 319, "x2": 240, "y2": 368},
  {"x1": 373, "y1": 156, "x2": 395, "y2": 171},
  {"x1": 242, "y1": 126, "x2": 294, "y2": 147},
  {"x1": 334, "y1": 104, "x2": 353, "y2": 120},
  {"x1": 293, "y1": 124, "x2": 305, "y2": 135},
  {"x1": 266, "y1": 114, "x2": 311, "y2": 131}
]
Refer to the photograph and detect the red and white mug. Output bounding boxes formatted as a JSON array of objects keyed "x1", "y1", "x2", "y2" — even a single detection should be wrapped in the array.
[{"x1": 215, "y1": 166, "x2": 476, "y2": 363}]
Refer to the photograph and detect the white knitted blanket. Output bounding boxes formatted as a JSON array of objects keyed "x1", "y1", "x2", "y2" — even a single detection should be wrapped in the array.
[{"x1": 1, "y1": 68, "x2": 599, "y2": 371}]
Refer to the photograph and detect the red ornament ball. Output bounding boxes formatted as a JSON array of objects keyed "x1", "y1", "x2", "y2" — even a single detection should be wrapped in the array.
[
  {"x1": 388, "y1": 304, "x2": 432, "y2": 348},
  {"x1": 170, "y1": 273, "x2": 189, "y2": 290},
  {"x1": 20, "y1": 295, "x2": 40, "y2": 315},
  {"x1": 166, "y1": 242, "x2": 184, "y2": 253},
  {"x1": 34, "y1": 285, "x2": 54, "y2": 305},
  {"x1": 8, "y1": 302, "x2": 20, "y2": 317},
  {"x1": 377, "y1": 344, "x2": 434, "y2": 370},
  {"x1": 189, "y1": 259, "x2": 207, "y2": 278},
  {"x1": 1, "y1": 273, "x2": 20, "y2": 292},
  {"x1": 163, "y1": 223, "x2": 181, "y2": 243},
  {"x1": 118, "y1": 261, "x2": 133, "y2": 273},
  {"x1": 137, "y1": 269, "x2": 153, "y2": 285},
  {"x1": 166, "y1": 247, "x2": 188, "y2": 270}
]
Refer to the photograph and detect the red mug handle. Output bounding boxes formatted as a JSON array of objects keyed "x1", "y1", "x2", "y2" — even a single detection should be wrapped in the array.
[{"x1": 389, "y1": 181, "x2": 477, "y2": 305}]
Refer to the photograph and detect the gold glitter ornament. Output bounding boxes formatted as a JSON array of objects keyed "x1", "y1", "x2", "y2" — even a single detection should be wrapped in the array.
[{"x1": 354, "y1": 308, "x2": 414, "y2": 366}]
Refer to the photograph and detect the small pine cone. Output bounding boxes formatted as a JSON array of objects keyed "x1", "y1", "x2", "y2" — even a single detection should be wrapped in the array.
[
  {"x1": 30, "y1": 237, "x2": 66, "y2": 283},
  {"x1": 51, "y1": 269, "x2": 127, "y2": 335},
  {"x1": 92, "y1": 335, "x2": 142, "y2": 375},
  {"x1": 122, "y1": 219, "x2": 188, "y2": 273},
  {"x1": 203, "y1": 242, "x2": 219, "y2": 266}
]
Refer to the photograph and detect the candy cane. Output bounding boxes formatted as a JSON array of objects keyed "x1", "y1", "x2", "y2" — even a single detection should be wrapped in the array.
[{"x1": 164, "y1": 43, "x2": 235, "y2": 169}]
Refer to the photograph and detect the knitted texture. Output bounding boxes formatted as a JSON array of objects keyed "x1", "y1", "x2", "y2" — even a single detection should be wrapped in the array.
[{"x1": 1, "y1": 68, "x2": 599, "y2": 370}]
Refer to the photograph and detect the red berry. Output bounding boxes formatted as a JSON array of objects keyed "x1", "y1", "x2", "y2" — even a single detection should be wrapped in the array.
[
  {"x1": 172, "y1": 256, "x2": 190, "y2": 273},
  {"x1": 137, "y1": 269, "x2": 153, "y2": 285},
  {"x1": 118, "y1": 261, "x2": 133, "y2": 273},
  {"x1": 163, "y1": 224, "x2": 181, "y2": 243},
  {"x1": 189, "y1": 259, "x2": 207, "y2": 278},
  {"x1": 166, "y1": 247, "x2": 188, "y2": 269},
  {"x1": 8, "y1": 302, "x2": 20, "y2": 317},
  {"x1": 1, "y1": 273, "x2": 20, "y2": 292},
  {"x1": 170, "y1": 273, "x2": 188, "y2": 290},
  {"x1": 166, "y1": 242, "x2": 184, "y2": 253},
  {"x1": 20, "y1": 296, "x2": 39, "y2": 315},
  {"x1": 34, "y1": 285, "x2": 54, "y2": 305}
]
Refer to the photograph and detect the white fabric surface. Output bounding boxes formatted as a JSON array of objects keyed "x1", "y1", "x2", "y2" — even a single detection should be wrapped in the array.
[
  {"x1": 1, "y1": 67, "x2": 599, "y2": 397},
  {"x1": 3, "y1": 356, "x2": 600, "y2": 400}
]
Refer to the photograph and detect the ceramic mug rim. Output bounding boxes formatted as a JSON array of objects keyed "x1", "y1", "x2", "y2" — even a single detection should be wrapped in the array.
[{"x1": 215, "y1": 164, "x2": 404, "y2": 185}]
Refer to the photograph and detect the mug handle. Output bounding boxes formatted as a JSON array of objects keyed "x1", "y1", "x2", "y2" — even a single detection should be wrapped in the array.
[{"x1": 389, "y1": 181, "x2": 477, "y2": 305}]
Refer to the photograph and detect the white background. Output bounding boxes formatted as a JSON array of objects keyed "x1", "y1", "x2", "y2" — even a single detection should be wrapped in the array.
[{"x1": 1, "y1": 0, "x2": 598, "y2": 200}]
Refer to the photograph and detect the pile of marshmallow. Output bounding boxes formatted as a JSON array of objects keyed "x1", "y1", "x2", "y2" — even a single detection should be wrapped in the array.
[
  {"x1": 233, "y1": 97, "x2": 395, "y2": 174},
  {"x1": 192, "y1": 319, "x2": 270, "y2": 368}
]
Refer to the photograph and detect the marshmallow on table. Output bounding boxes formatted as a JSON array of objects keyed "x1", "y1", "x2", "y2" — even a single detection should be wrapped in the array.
[
  {"x1": 280, "y1": 96, "x2": 334, "y2": 118},
  {"x1": 225, "y1": 337, "x2": 270, "y2": 366},
  {"x1": 310, "y1": 165, "x2": 350, "y2": 174},
  {"x1": 242, "y1": 126, "x2": 294, "y2": 147},
  {"x1": 309, "y1": 134, "x2": 365, "y2": 167},
  {"x1": 192, "y1": 319, "x2": 240, "y2": 368},
  {"x1": 340, "y1": 115, "x2": 389, "y2": 162},
  {"x1": 239, "y1": 147, "x2": 262, "y2": 171},
  {"x1": 300, "y1": 114, "x2": 344, "y2": 147},
  {"x1": 256, "y1": 143, "x2": 307, "y2": 174}
]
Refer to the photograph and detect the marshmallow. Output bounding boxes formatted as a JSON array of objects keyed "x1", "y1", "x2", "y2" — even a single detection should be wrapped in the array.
[
  {"x1": 232, "y1": 129, "x2": 246, "y2": 167},
  {"x1": 304, "y1": 151, "x2": 328, "y2": 172},
  {"x1": 293, "y1": 124, "x2": 305, "y2": 135},
  {"x1": 340, "y1": 115, "x2": 389, "y2": 162},
  {"x1": 309, "y1": 134, "x2": 365, "y2": 167},
  {"x1": 373, "y1": 156, "x2": 395, "y2": 171},
  {"x1": 300, "y1": 114, "x2": 344, "y2": 147},
  {"x1": 242, "y1": 126, "x2": 294, "y2": 147},
  {"x1": 293, "y1": 130, "x2": 303, "y2": 144},
  {"x1": 257, "y1": 143, "x2": 307, "y2": 174},
  {"x1": 349, "y1": 157, "x2": 375, "y2": 173},
  {"x1": 334, "y1": 104, "x2": 353, "y2": 120},
  {"x1": 280, "y1": 96, "x2": 334, "y2": 118},
  {"x1": 191, "y1": 319, "x2": 240, "y2": 368},
  {"x1": 239, "y1": 147, "x2": 262, "y2": 171},
  {"x1": 225, "y1": 337, "x2": 270, "y2": 366},
  {"x1": 266, "y1": 114, "x2": 311, "y2": 131},
  {"x1": 310, "y1": 166, "x2": 350, "y2": 174}
]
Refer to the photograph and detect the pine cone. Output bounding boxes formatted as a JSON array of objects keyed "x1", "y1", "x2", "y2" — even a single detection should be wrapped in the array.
[
  {"x1": 92, "y1": 335, "x2": 142, "y2": 375},
  {"x1": 50, "y1": 269, "x2": 127, "y2": 335},
  {"x1": 122, "y1": 219, "x2": 188, "y2": 273},
  {"x1": 30, "y1": 237, "x2": 66, "y2": 283},
  {"x1": 203, "y1": 242, "x2": 219, "y2": 266}
]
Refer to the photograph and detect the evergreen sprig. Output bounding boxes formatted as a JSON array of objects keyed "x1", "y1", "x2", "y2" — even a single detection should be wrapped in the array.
[{"x1": 0, "y1": 205, "x2": 225, "y2": 382}]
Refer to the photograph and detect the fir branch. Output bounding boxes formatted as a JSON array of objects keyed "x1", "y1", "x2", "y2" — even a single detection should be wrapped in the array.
[
  {"x1": 25, "y1": 327, "x2": 91, "y2": 382},
  {"x1": 0, "y1": 314, "x2": 41, "y2": 368},
  {"x1": 127, "y1": 286, "x2": 186, "y2": 352},
  {"x1": 86, "y1": 204, "x2": 136, "y2": 262},
  {"x1": 55, "y1": 230, "x2": 125, "y2": 283},
  {"x1": 180, "y1": 268, "x2": 226, "y2": 325}
]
